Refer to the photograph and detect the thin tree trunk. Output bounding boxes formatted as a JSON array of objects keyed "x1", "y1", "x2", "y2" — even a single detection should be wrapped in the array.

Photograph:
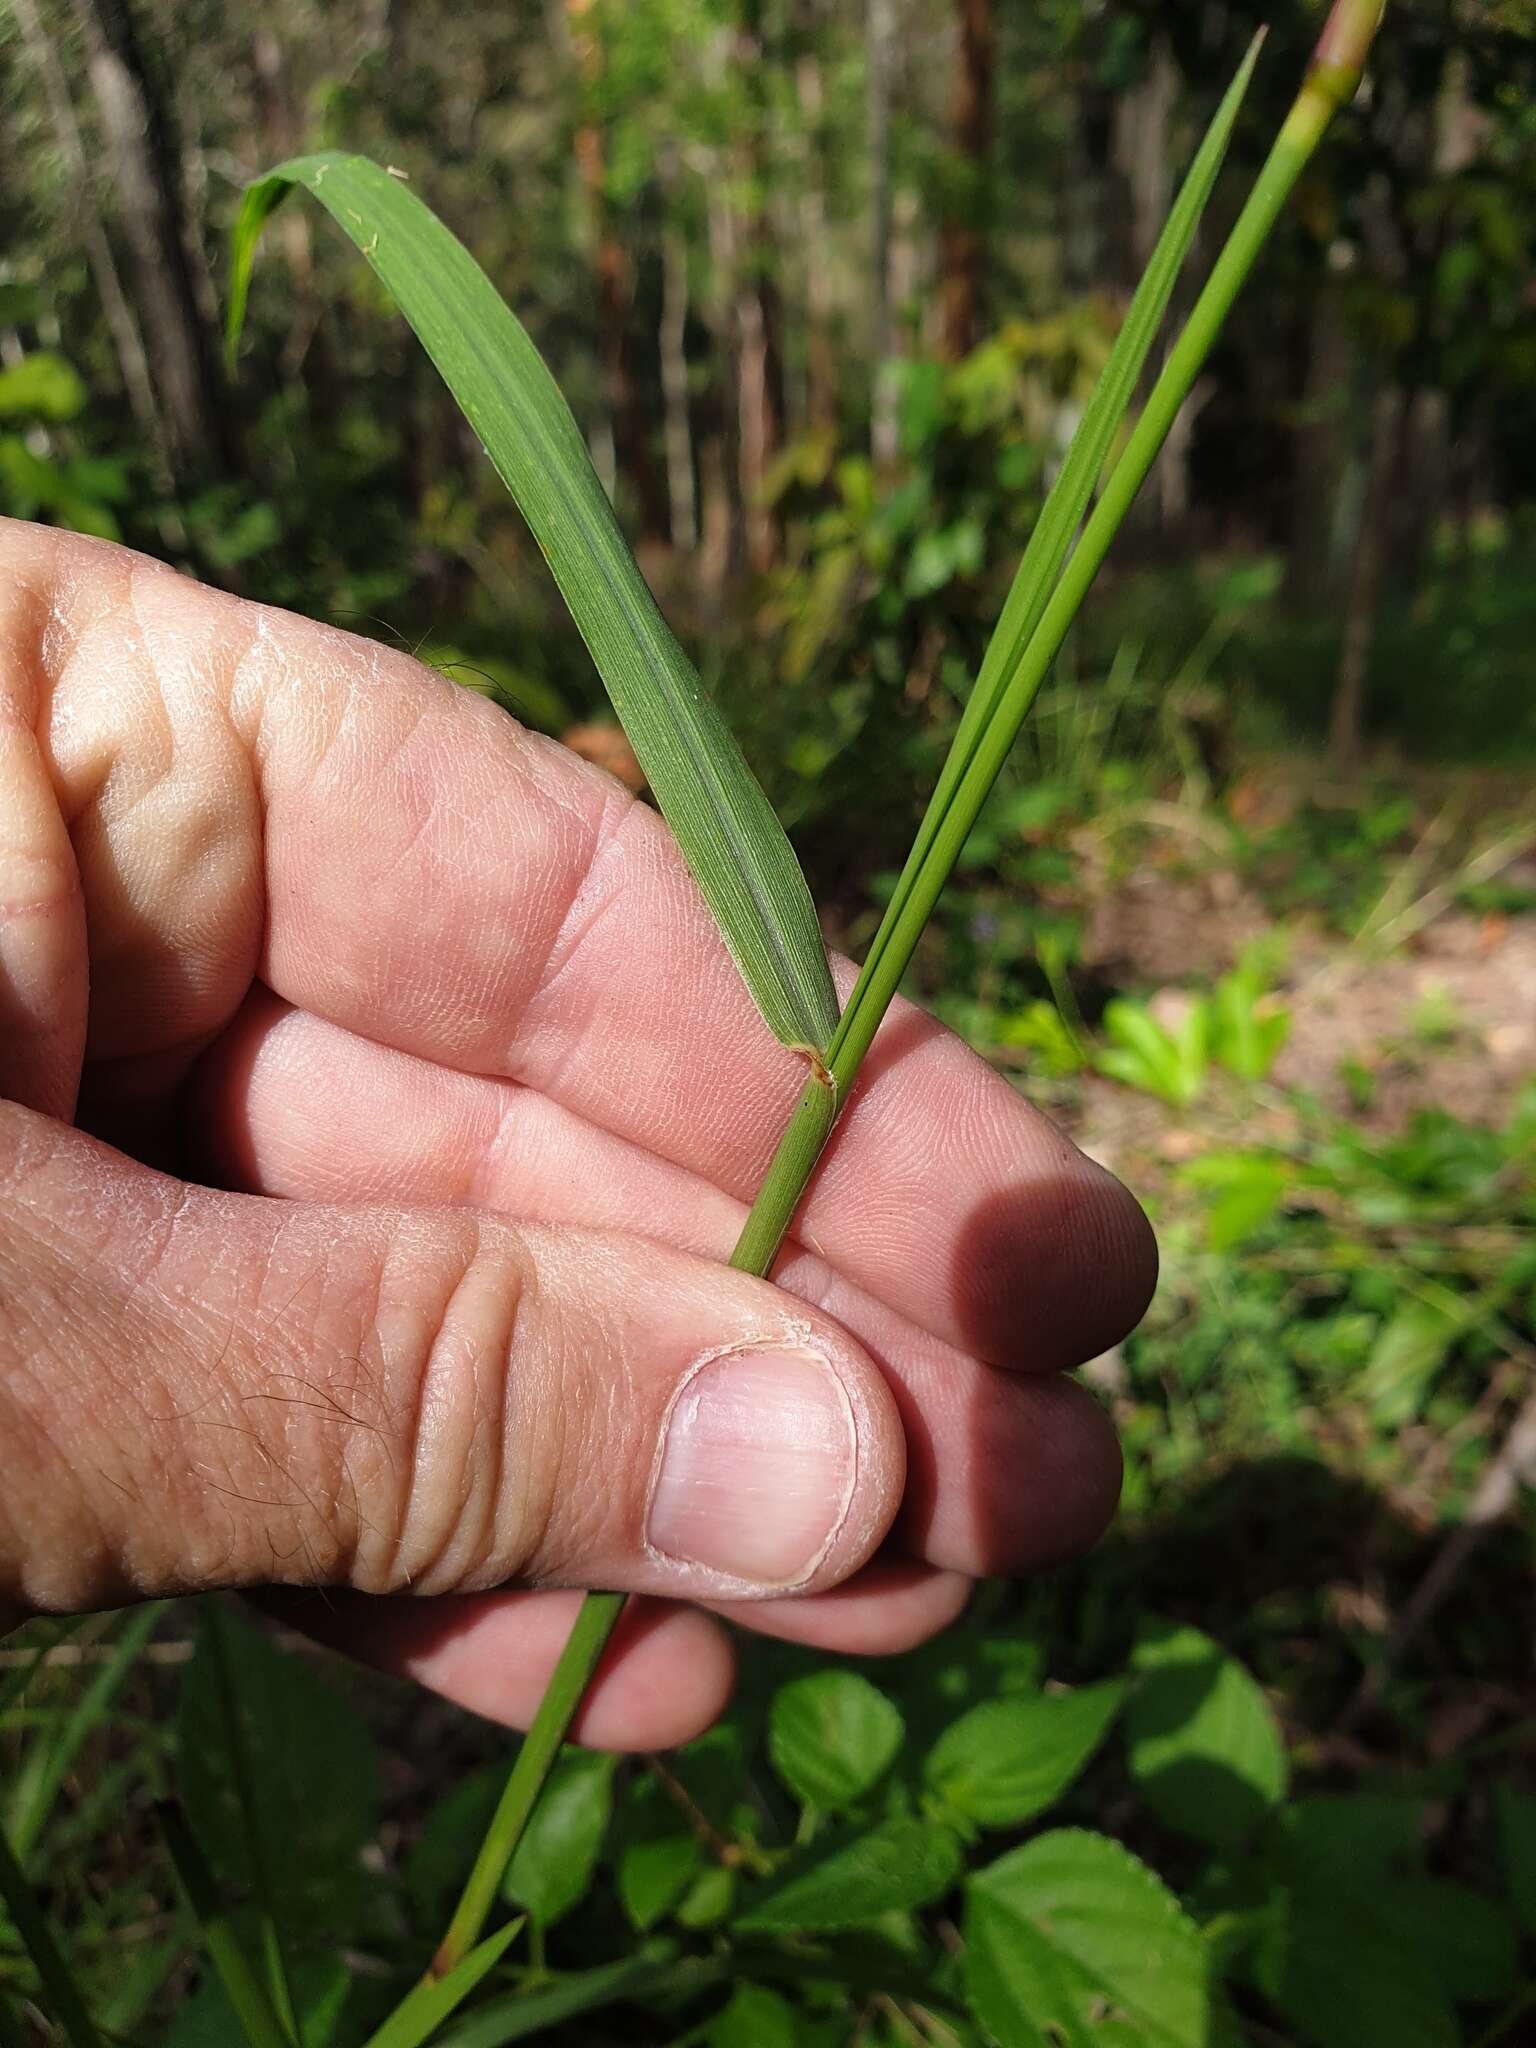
[
  {"x1": 867, "y1": 0, "x2": 897, "y2": 466},
  {"x1": 730, "y1": 0, "x2": 783, "y2": 574},
  {"x1": 659, "y1": 211, "x2": 697, "y2": 551},
  {"x1": 69, "y1": 0, "x2": 233, "y2": 478},
  {"x1": 566, "y1": 0, "x2": 669, "y2": 539},
  {"x1": 12, "y1": 0, "x2": 167, "y2": 477},
  {"x1": 938, "y1": 0, "x2": 993, "y2": 361},
  {"x1": 1287, "y1": 279, "x2": 1355, "y2": 606},
  {"x1": 795, "y1": 51, "x2": 838, "y2": 434},
  {"x1": 251, "y1": 29, "x2": 326, "y2": 386},
  {"x1": 1331, "y1": 385, "x2": 1404, "y2": 772}
]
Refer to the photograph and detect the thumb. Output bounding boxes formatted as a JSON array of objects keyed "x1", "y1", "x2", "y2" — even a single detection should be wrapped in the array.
[{"x1": 0, "y1": 1103, "x2": 904, "y2": 1618}]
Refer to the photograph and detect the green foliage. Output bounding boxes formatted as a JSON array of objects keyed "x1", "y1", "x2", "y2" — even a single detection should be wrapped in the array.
[
  {"x1": 925, "y1": 1679, "x2": 1125, "y2": 1829},
  {"x1": 965, "y1": 1830, "x2": 1212, "y2": 2048},
  {"x1": 767, "y1": 1671, "x2": 904, "y2": 1812}
]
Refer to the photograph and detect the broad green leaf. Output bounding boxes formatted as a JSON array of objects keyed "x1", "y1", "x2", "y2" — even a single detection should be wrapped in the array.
[
  {"x1": 1126, "y1": 1620, "x2": 1285, "y2": 1848},
  {"x1": 175, "y1": 1608, "x2": 379, "y2": 1942},
  {"x1": 768, "y1": 1671, "x2": 904, "y2": 1811},
  {"x1": 1252, "y1": 1797, "x2": 1471, "y2": 2048},
  {"x1": 1494, "y1": 1786, "x2": 1536, "y2": 1932},
  {"x1": 229, "y1": 153, "x2": 838, "y2": 1058},
  {"x1": 165, "y1": 1953, "x2": 351, "y2": 2048},
  {"x1": 363, "y1": 1922, "x2": 521, "y2": 2048},
  {"x1": 964, "y1": 1829, "x2": 1211, "y2": 2048},
  {"x1": 615, "y1": 1775, "x2": 703, "y2": 1932},
  {"x1": 404, "y1": 1765, "x2": 502, "y2": 1929},
  {"x1": 925, "y1": 1679, "x2": 1125, "y2": 1829},
  {"x1": 844, "y1": 36, "x2": 1262, "y2": 1042},
  {"x1": 735, "y1": 1821, "x2": 962, "y2": 1933},
  {"x1": 708, "y1": 1984, "x2": 798, "y2": 2048},
  {"x1": 503, "y1": 1748, "x2": 615, "y2": 1927}
]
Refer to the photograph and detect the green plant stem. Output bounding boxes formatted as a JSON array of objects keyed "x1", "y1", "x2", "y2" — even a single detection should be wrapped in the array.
[
  {"x1": 0, "y1": 1825, "x2": 102, "y2": 2048},
  {"x1": 159, "y1": 1803, "x2": 292, "y2": 2048},
  {"x1": 433, "y1": 1590, "x2": 624, "y2": 1976},
  {"x1": 427, "y1": 4, "x2": 1379, "y2": 1988}
]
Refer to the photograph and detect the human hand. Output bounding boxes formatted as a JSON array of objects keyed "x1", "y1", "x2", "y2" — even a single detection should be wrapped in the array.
[{"x1": 0, "y1": 519, "x2": 1155, "y2": 1746}]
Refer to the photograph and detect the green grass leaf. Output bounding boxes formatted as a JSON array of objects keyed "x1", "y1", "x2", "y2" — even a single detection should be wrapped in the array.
[
  {"x1": 228, "y1": 153, "x2": 837, "y2": 1059},
  {"x1": 835, "y1": 34, "x2": 1262, "y2": 1079},
  {"x1": 767, "y1": 1671, "x2": 904, "y2": 1812},
  {"x1": 362, "y1": 1922, "x2": 521, "y2": 2048}
]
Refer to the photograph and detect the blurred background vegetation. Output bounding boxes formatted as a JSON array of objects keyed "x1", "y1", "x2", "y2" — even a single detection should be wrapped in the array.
[{"x1": 3, "y1": 0, "x2": 1536, "y2": 2041}]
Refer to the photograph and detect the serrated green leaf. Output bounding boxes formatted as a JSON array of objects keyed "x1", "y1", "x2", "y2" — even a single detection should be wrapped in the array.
[
  {"x1": 925, "y1": 1679, "x2": 1125, "y2": 1829},
  {"x1": 735, "y1": 1821, "x2": 962, "y2": 1933},
  {"x1": 1126, "y1": 1620, "x2": 1286, "y2": 1848},
  {"x1": 964, "y1": 1829, "x2": 1211, "y2": 2048},
  {"x1": 768, "y1": 1671, "x2": 904, "y2": 1812},
  {"x1": 503, "y1": 1748, "x2": 614, "y2": 1928},
  {"x1": 228, "y1": 153, "x2": 837, "y2": 1058}
]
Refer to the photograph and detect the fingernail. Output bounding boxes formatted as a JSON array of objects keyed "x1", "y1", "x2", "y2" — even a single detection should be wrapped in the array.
[{"x1": 646, "y1": 1348, "x2": 857, "y2": 1586}]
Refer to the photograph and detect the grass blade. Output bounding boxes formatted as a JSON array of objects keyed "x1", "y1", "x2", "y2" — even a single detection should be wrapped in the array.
[
  {"x1": 6, "y1": 1605, "x2": 161, "y2": 1866},
  {"x1": 228, "y1": 155, "x2": 838, "y2": 1060},
  {"x1": 364, "y1": 1922, "x2": 522, "y2": 2048},
  {"x1": 204, "y1": 1601, "x2": 298, "y2": 2042},
  {"x1": 158, "y1": 1803, "x2": 291, "y2": 2048},
  {"x1": 434, "y1": 1948, "x2": 730, "y2": 2047},
  {"x1": 0, "y1": 1825, "x2": 102, "y2": 2048},
  {"x1": 843, "y1": 31, "x2": 1263, "y2": 1089}
]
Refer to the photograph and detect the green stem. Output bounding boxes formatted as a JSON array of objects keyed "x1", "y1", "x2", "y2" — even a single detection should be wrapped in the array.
[
  {"x1": 159, "y1": 1804, "x2": 292, "y2": 2048},
  {"x1": 433, "y1": 1589, "x2": 624, "y2": 1976},
  {"x1": 0, "y1": 1826, "x2": 102, "y2": 2048},
  {"x1": 425, "y1": 0, "x2": 1380, "y2": 1989}
]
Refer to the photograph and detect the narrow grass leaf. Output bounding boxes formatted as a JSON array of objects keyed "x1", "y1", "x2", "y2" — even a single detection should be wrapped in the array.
[
  {"x1": 228, "y1": 155, "x2": 838, "y2": 1059},
  {"x1": 362, "y1": 1921, "x2": 521, "y2": 2048},
  {"x1": 844, "y1": 33, "x2": 1262, "y2": 1058},
  {"x1": 0, "y1": 1825, "x2": 102, "y2": 2048},
  {"x1": 159, "y1": 1803, "x2": 293, "y2": 2048},
  {"x1": 7, "y1": 1604, "x2": 161, "y2": 1865}
]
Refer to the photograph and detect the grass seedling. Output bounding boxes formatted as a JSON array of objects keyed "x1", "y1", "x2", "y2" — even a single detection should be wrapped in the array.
[{"x1": 226, "y1": 0, "x2": 1386, "y2": 2019}]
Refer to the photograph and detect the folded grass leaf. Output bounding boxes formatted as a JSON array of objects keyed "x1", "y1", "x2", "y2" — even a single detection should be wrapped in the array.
[{"x1": 228, "y1": 155, "x2": 838, "y2": 1060}]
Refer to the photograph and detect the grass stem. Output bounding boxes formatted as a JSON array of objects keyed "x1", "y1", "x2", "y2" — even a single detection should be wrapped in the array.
[{"x1": 423, "y1": 0, "x2": 1383, "y2": 1992}]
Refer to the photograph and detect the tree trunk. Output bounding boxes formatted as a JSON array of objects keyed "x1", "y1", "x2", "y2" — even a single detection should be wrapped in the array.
[
  {"x1": 69, "y1": 0, "x2": 233, "y2": 479},
  {"x1": 937, "y1": 0, "x2": 993, "y2": 361},
  {"x1": 11, "y1": 0, "x2": 167, "y2": 479},
  {"x1": 566, "y1": 0, "x2": 669, "y2": 540},
  {"x1": 1331, "y1": 385, "x2": 1404, "y2": 772},
  {"x1": 659, "y1": 211, "x2": 697, "y2": 551},
  {"x1": 795, "y1": 51, "x2": 839, "y2": 434},
  {"x1": 1286, "y1": 279, "x2": 1355, "y2": 606},
  {"x1": 867, "y1": 0, "x2": 898, "y2": 466}
]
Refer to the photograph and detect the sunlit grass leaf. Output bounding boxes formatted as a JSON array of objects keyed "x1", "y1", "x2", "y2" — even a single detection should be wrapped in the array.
[
  {"x1": 843, "y1": 34, "x2": 1262, "y2": 1050},
  {"x1": 228, "y1": 154, "x2": 838, "y2": 1058}
]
